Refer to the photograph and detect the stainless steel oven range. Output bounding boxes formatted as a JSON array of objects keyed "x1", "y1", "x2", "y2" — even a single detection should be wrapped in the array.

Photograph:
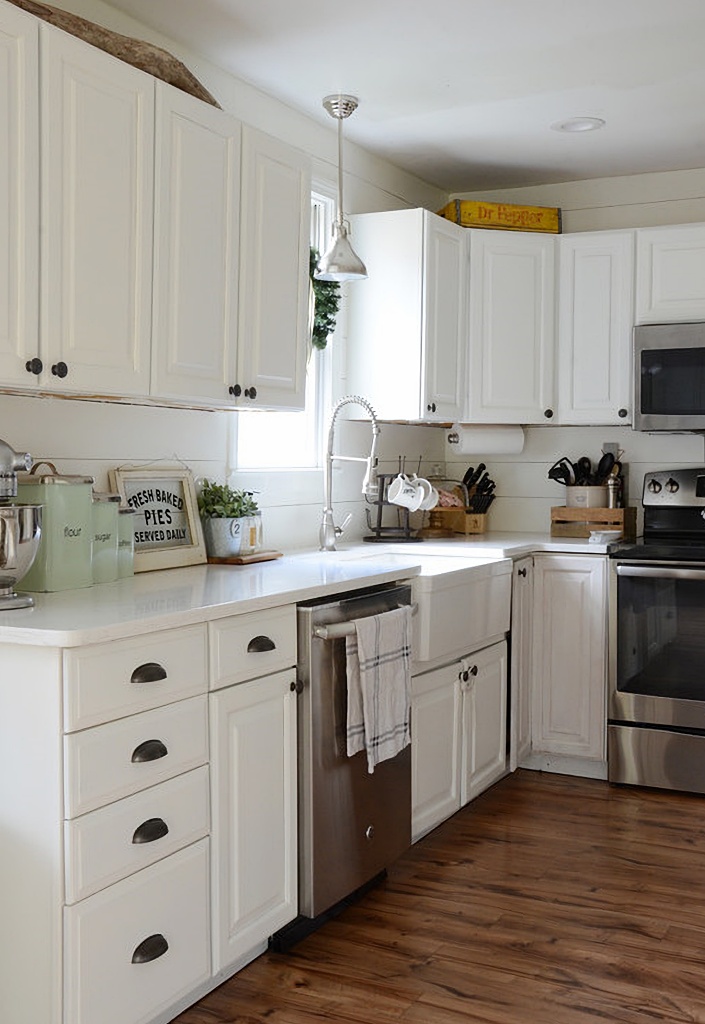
[{"x1": 609, "y1": 467, "x2": 705, "y2": 794}]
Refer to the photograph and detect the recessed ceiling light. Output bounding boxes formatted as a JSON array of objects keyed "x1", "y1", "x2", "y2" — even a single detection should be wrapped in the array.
[{"x1": 551, "y1": 116, "x2": 606, "y2": 133}]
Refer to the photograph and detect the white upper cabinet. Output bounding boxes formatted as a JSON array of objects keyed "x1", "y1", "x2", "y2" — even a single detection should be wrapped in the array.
[
  {"x1": 237, "y1": 127, "x2": 310, "y2": 410},
  {"x1": 151, "y1": 83, "x2": 241, "y2": 404},
  {"x1": 557, "y1": 231, "x2": 634, "y2": 425},
  {"x1": 636, "y1": 223, "x2": 705, "y2": 323},
  {"x1": 466, "y1": 229, "x2": 556, "y2": 423},
  {"x1": 0, "y1": 3, "x2": 39, "y2": 389},
  {"x1": 346, "y1": 208, "x2": 466, "y2": 422},
  {"x1": 41, "y1": 25, "x2": 154, "y2": 397}
]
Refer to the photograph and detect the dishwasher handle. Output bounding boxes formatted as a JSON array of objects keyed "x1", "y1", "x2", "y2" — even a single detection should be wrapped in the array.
[{"x1": 313, "y1": 603, "x2": 417, "y2": 640}]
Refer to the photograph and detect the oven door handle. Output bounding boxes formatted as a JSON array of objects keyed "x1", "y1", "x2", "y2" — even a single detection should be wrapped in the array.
[{"x1": 616, "y1": 564, "x2": 705, "y2": 580}]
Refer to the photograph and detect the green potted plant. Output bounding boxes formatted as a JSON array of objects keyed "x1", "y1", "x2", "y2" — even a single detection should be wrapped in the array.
[
  {"x1": 197, "y1": 480, "x2": 261, "y2": 558},
  {"x1": 310, "y1": 247, "x2": 341, "y2": 350}
]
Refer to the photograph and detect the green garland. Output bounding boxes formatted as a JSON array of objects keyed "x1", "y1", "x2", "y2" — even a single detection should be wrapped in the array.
[{"x1": 309, "y1": 247, "x2": 341, "y2": 350}]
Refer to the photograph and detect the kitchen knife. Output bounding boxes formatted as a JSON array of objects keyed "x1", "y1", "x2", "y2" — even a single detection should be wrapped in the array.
[
  {"x1": 462, "y1": 465, "x2": 475, "y2": 488},
  {"x1": 465, "y1": 463, "x2": 486, "y2": 489}
]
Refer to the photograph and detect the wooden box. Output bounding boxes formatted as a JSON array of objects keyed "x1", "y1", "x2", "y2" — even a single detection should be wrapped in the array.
[
  {"x1": 437, "y1": 199, "x2": 562, "y2": 234},
  {"x1": 421, "y1": 508, "x2": 487, "y2": 538},
  {"x1": 550, "y1": 506, "x2": 637, "y2": 540}
]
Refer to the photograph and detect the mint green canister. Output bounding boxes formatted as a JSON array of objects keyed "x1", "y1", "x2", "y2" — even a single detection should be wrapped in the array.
[{"x1": 15, "y1": 462, "x2": 94, "y2": 592}]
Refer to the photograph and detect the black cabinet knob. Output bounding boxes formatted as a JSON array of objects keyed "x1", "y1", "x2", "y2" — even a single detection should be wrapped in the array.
[
  {"x1": 229, "y1": 384, "x2": 242, "y2": 397},
  {"x1": 427, "y1": 402, "x2": 437, "y2": 413},
  {"x1": 618, "y1": 408, "x2": 628, "y2": 418},
  {"x1": 544, "y1": 408, "x2": 554, "y2": 419},
  {"x1": 517, "y1": 567, "x2": 527, "y2": 578},
  {"x1": 289, "y1": 679, "x2": 304, "y2": 694},
  {"x1": 244, "y1": 386, "x2": 257, "y2": 399},
  {"x1": 25, "y1": 357, "x2": 42, "y2": 375},
  {"x1": 469, "y1": 665, "x2": 478, "y2": 676},
  {"x1": 51, "y1": 361, "x2": 68, "y2": 378}
]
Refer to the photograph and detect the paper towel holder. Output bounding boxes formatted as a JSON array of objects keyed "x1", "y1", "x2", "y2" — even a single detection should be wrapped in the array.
[{"x1": 446, "y1": 423, "x2": 525, "y2": 456}]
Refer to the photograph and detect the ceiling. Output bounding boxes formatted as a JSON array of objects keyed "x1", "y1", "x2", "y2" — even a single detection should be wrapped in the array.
[{"x1": 103, "y1": 0, "x2": 705, "y2": 193}]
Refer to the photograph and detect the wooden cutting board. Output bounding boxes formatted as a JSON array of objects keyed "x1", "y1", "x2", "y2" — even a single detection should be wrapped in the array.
[{"x1": 207, "y1": 550, "x2": 283, "y2": 565}]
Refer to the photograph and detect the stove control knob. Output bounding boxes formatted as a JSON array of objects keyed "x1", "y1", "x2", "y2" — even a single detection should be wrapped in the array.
[
  {"x1": 665, "y1": 477, "x2": 680, "y2": 493},
  {"x1": 647, "y1": 478, "x2": 662, "y2": 493}
]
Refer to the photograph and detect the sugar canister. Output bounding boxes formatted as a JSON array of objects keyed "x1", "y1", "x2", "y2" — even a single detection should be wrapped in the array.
[{"x1": 92, "y1": 492, "x2": 121, "y2": 584}]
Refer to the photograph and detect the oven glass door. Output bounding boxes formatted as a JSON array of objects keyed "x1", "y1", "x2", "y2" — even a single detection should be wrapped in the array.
[{"x1": 611, "y1": 563, "x2": 705, "y2": 728}]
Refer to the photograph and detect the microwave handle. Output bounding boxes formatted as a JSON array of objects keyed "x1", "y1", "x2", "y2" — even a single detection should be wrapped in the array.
[{"x1": 616, "y1": 565, "x2": 705, "y2": 580}]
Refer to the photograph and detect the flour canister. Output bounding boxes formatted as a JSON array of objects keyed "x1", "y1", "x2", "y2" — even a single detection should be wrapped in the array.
[{"x1": 15, "y1": 462, "x2": 94, "y2": 591}]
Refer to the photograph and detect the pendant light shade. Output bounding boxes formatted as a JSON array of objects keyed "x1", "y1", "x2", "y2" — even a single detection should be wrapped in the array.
[{"x1": 315, "y1": 94, "x2": 368, "y2": 282}]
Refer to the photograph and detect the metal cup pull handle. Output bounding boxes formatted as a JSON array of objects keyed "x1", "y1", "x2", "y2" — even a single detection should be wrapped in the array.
[
  {"x1": 132, "y1": 817, "x2": 169, "y2": 844},
  {"x1": 247, "y1": 635, "x2": 276, "y2": 653},
  {"x1": 131, "y1": 933, "x2": 169, "y2": 964},
  {"x1": 131, "y1": 739, "x2": 168, "y2": 763},
  {"x1": 130, "y1": 662, "x2": 168, "y2": 685}
]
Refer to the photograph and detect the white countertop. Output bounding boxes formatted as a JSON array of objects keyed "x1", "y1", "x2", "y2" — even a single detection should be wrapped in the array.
[{"x1": 0, "y1": 531, "x2": 615, "y2": 646}]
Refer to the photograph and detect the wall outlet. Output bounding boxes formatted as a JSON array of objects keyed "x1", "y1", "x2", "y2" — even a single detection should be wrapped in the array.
[{"x1": 602, "y1": 442, "x2": 621, "y2": 456}]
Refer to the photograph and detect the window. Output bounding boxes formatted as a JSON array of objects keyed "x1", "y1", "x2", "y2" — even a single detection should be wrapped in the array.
[{"x1": 235, "y1": 191, "x2": 334, "y2": 470}]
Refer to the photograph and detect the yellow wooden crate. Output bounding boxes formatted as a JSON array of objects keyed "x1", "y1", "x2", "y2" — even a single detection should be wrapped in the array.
[
  {"x1": 550, "y1": 506, "x2": 637, "y2": 540},
  {"x1": 437, "y1": 199, "x2": 562, "y2": 234}
]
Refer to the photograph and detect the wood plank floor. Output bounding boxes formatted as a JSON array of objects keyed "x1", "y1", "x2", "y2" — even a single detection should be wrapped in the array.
[{"x1": 175, "y1": 770, "x2": 705, "y2": 1023}]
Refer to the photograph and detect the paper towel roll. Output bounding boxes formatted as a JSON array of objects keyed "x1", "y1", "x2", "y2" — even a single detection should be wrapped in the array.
[{"x1": 445, "y1": 424, "x2": 525, "y2": 456}]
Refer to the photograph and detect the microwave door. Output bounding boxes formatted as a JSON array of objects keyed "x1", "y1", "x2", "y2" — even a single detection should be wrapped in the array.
[{"x1": 634, "y1": 322, "x2": 705, "y2": 431}]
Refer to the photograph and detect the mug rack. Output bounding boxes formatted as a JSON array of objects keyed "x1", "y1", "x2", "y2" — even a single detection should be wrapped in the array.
[{"x1": 363, "y1": 472, "x2": 422, "y2": 543}]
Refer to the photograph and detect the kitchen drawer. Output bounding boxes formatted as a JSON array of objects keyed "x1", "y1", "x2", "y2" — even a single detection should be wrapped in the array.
[
  {"x1": 64, "y1": 695, "x2": 208, "y2": 817},
  {"x1": 64, "y1": 839, "x2": 210, "y2": 1024},
  {"x1": 64, "y1": 623, "x2": 208, "y2": 732},
  {"x1": 65, "y1": 765, "x2": 210, "y2": 904},
  {"x1": 209, "y1": 604, "x2": 296, "y2": 689}
]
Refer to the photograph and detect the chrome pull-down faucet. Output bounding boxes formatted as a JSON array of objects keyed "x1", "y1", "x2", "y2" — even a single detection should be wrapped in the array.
[{"x1": 320, "y1": 395, "x2": 380, "y2": 551}]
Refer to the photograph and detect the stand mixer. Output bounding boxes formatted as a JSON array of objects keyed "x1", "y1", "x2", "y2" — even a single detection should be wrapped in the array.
[{"x1": 0, "y1": 438, "x2": 42, "y2": 609}]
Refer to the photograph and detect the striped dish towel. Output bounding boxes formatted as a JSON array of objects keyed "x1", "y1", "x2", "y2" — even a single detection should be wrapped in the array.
[{"x1": 345, "y1": 605, "x2": 412, "y2": 773}]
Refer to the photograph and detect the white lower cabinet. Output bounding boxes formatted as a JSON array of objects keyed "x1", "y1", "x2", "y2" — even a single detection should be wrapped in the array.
[
  {"x1": 529, "y1": 554, "x2": 607, "y2": 773},
  {"x1": 209, "y1": 668, "x2": 298, "y2": 974},
  {"x1": 64, "y1": 840, "x2": 211, "y2": 1024},
  {"x1": 1, "y1": 601, "x2": 300, "y2": 1024},
  {"x1": 411, "y1": 639, "x2": 508, "y2": 841}
]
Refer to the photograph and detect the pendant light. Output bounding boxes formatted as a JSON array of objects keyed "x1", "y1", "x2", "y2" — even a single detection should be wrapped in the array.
[{"x1": 315, "y1": 94, "x2": 368, "y2": 282}]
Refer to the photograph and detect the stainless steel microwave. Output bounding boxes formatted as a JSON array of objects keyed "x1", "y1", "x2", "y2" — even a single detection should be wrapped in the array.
[{"x1": 634, "y1": 321, "x2": 705, "y2": 431}]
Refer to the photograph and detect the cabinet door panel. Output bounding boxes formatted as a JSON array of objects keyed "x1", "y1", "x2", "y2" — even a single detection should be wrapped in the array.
[
  {"x1": 468, "y1": 230, "x2": 555, "y2": 423},
  {"x1": 423, "y1": 218, "x2": 466, "y2": 421},
  {"x1": 532, "y1": 555, "x2": 606, "y2": 761},
  {"x1": 461, "y1": 640, "x2": 508, "y2": 804},
  {"x1": 238, "y1": 128, "x2": 310, "y2": 410},
  {"x1": 41, "y1": 26, "x2": 153, "y2": 396},
  {"x1": 0, "y1": 5, "x2": 39, "y2": 386},
  {"x1": 210, "y1": 670, "x2": 297, "y2": 971},
  {"x1": 636, "y1": 224, "x2": 705, "y2": 322},
  {"x1": 411, "y1": 664, "x2": 461, "y2": 841},
  {"x1": 152, "y1": 83, "x2": 240, "y2": 403},
  {"x1": 510, "y1": 557, "x2": 533, "y2": 771},
  {"x1": 558, "y1": 232, "x2": 633, "y2": 425}
]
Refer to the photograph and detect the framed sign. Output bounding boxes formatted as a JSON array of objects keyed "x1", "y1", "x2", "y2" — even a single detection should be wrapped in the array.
[{"x1": 108, "y1": 466, "x2": 207, "y2": 572}]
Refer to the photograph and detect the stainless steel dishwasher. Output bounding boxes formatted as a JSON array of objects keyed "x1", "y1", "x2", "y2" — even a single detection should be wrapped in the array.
[{"x1": 296, "y1": 582, "x2": 412, "y2": 922}]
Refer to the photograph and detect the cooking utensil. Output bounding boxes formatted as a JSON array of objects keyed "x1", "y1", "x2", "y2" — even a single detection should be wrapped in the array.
[
  {"x1": 462, "y1": 465, "x2": 475, "y2": 488},
  {"x1": 575, "y1": 456, "x2": 593, "y2": 485},
  {"x1": 548, "y1": 457, "x2": 574, "y2": 486},
  {"x1": 595, "y1": 452, "x2": 615, "y2": 484}
]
